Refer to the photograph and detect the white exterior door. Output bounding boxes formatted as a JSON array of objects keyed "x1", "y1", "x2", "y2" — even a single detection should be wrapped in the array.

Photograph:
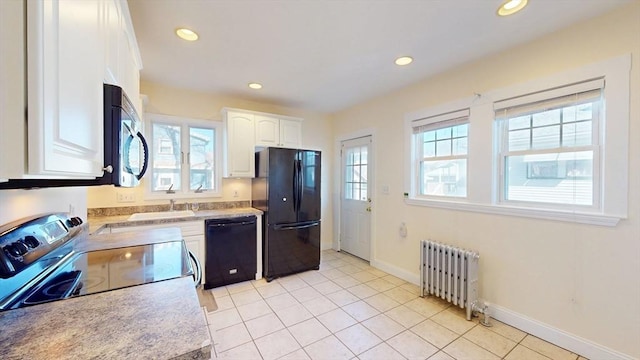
[{"x1": 340, "y1": 136, "x2": 372, "y2": 261}]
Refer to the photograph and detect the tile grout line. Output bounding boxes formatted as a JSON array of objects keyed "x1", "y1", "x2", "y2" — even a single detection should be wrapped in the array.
[{"x1": 214, "y1": 250, "x2": 558, "y2": 360}]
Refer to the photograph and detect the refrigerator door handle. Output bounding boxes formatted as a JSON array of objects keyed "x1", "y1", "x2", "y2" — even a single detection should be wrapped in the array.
[
  {"x1": 296, "y1": 159, "x2": 303, "y2": 212},
  {"x1": 292, "y1": 160, "x2": 298, "y2": 213},
  {"x1": 273, "y1": 221, "x2": 319, "y2": 231}
]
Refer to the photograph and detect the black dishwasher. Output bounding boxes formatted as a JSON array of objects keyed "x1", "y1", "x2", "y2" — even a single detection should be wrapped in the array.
[{"x1": 204, "y1": 216, "x2": 257, "y2": 289}]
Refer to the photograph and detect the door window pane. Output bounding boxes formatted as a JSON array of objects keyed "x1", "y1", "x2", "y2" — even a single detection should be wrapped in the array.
[{"x1": 344, "y1": 146, "x2": 368, "y2": 201}]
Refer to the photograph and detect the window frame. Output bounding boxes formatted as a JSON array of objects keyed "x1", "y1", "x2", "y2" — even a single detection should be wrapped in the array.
[
  {"x1": 403, "y1": 54, "x2": 630, "y2": 226},
  {"x1": 411, "y1": 109, "x2": 470, "y2": 199},
  {"x1": 144, "y1": 113, "x2": 223, "y2": 200},
  {"x1": 494, "y1": 80, "x2": 603, "y2": 211}
]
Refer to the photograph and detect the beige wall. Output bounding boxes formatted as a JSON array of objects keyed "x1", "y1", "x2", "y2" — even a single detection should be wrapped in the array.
[
  {"x1": 87, "y1": 82, "x2": 335, "y2": 248},
  {"x1": 0, "y1": 187, "x2": 87, "y2": 225},
  {"x1": 331, "y1": 3, "x2": 640, "y2": 358}
]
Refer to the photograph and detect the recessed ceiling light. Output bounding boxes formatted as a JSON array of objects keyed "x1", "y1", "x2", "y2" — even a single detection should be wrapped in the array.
[
  {"x1": 395, "y1": 56, "x2": 413, "y2": 66},
  {"x1": 497, "y1": 0, "x2": 528, "y2": 16},
  {"x1": 175, "y1": 28, "x2": 199, "y2": 41},
  {"x1": 248, "y1": 83, "x2": 263, "y2": 90}
]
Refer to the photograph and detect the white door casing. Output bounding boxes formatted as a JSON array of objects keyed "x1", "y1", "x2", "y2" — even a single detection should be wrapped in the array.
[{"x1": 340, "y1": 136, "x2": 372, "y2": 261}]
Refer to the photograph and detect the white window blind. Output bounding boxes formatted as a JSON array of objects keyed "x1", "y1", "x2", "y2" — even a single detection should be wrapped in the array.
[
  {"x1": 494, "y1": 78, "x2": 604, "y2": 118},
  {"x1": 412, "y1": 109, "x2": 470, "y2": 133}
]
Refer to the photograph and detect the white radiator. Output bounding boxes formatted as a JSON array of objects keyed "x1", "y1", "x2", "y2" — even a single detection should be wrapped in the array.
[{"x1": 420, "y1": 240, "x2": 489, "y2": 324}]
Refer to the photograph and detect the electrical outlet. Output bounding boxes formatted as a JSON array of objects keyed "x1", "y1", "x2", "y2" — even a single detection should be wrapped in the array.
[
  {"x1": 117, "y1": 192, "x2": 135, "y2": 203},
  {"x1": 233, "y1": 190, "x2": 239, "y2": 198}
]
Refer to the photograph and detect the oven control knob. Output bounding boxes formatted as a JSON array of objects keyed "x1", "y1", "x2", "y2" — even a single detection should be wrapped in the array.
[
  {"x1": 23, "y1": 235, "x2": 40, "y2": 249},
  {"x1": 14, "y1": 242, "x2": 28, "y2": 255},
  {"x1": 72, "y1": 217, "x2": 83, "y2": 226},
  {"x1": 5, "y1": 242, "x2": 28, "y2": 257},
  {"x1": 4, "y1": 244, "x2": 21, "y2": 257}
]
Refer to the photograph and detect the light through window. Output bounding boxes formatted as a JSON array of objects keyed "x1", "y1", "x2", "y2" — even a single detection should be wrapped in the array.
[
  {"x1": 412, "y1": 109, "x2": 469, "y2": 198},
  {"x1": 152, "y1": 124, "x2": 181, "y2": 191},
  {"x1": 147, "y1": 114, "x2": 221, "y2": 197},
  {"x1": 495, "y1": 79, "x2": 602, "y2": 207},
  {"x1": 189, "y1": 127, "x2": 215, "y2": 191},
  {"x1": 344, "y1": 146, "x2": 368, "y2": 201}
]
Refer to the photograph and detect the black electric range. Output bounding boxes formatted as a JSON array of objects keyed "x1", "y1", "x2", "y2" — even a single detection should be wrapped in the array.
[{"x1": 0, "y1": 213, "x2": 195, "y2": 311}]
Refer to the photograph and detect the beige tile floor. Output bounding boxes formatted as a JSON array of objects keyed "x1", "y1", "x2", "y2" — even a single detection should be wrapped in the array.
[{"x1": 205, "y1": 250, "x2": 587, "y2": 360}]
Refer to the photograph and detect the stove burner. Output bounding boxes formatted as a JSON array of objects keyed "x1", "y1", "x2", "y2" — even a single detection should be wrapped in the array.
[
  {"x1": 42, "y1": 279, "x2": 75, "y2": 298},
  {"x1": 22, "y1": 270, "x2": 82, "y2": 306}
]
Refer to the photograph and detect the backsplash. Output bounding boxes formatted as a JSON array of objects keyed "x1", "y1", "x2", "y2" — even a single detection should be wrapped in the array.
[{"x1": 88, "y1": 201, "x2": 251, "y2": 217}]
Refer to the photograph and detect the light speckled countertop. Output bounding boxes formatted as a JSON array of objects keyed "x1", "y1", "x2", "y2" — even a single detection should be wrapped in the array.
[
  {"x1": 0, "y1": 227, "x2": 212, "y2": 360},
  {"x1": 89, "y1": 207, "x2": 263, "y2": 234}
]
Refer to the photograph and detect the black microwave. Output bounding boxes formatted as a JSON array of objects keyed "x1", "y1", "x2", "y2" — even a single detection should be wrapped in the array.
[
  {"x1": 0, "y1": 85, "x2": 149, "y2": 189},
  {"x1": 101, "y1": 84, "x2": 149, "y2": 187}
]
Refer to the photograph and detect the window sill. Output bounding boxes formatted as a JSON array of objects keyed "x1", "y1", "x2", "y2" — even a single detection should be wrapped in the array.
[{"x1": 404, "y1": 198, "x2": 622, "y2": 227}]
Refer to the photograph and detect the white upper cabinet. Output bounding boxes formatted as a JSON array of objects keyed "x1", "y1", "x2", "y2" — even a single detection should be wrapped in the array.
[
  {"x1": 0, "y1": 0, "x2": 25, "y2": 181},
  {"x1": 0, "y1": 0, "x2": 142, "y2": 180},
  {"x1": 254, "y1": 115, "x2": 279, "y2": 147},
  {"x1": 103, "y1": 0, "x2": 120, "y2": 85},
  {"x1": 26, "y1": 0, "x2": 105, "y2": 177},
  {"x1": 103, "y1": 0, "x2": 142, "y2": 115},
  {"x1": 255, "y1": 115, "x2": 302, "y2": 148},
  {"x1": 278, "y1": 118, "x2": 303, "y2": 148},
  {"x1": 222, "y1": 110, "x2": 255, "y2": 178},
  {"x1": 222, "y1": 108, "x2": 304, "y2": 178}
]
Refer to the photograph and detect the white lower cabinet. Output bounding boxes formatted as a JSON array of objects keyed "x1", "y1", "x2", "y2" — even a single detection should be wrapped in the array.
[{"x1": 109, "y1": 221, "x2": 206, "y2": 285}]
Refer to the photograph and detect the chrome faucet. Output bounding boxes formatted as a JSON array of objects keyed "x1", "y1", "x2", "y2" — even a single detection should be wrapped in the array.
[{"x1": 169, "y1": 199, "x2": 176, "y2": 211}]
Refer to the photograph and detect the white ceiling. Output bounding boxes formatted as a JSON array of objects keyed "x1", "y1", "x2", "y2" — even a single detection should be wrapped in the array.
[{"x1": 128, "y1": 0, "x2": 631, "y2": 114}]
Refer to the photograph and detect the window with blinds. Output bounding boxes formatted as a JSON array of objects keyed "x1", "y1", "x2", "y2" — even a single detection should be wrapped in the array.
[
  {"x1": 495, "y1": 78, "x2": 603, "y2": 208},
  {"x1": 412, "y1": 109, "x2": 469, "y2": 198}
]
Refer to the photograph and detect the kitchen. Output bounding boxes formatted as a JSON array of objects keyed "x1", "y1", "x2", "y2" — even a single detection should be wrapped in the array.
[{"x1": 1, "y1": 1, "x2": 639, "y2": 360}]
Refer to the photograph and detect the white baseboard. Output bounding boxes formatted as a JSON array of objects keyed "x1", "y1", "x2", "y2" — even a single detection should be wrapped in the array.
[
  {"x1": 369, "y1": 257, "x2": 636, "y2": 360},
  {"x1": 490, "y1": 304, "x2": 636, "y2": 360},
  {"x1": 369, "y1": 257, "x2": 420, "y2": 286}
]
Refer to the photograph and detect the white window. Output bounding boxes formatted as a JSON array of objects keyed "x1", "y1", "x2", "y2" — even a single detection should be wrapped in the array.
[
  {"x1": 158, "y1": 139, "x2": 173, "y2": 155},
  {"x1": 146, "y1": 114, "x2": 222, "y2": 198},
  {"x1": 495, "y1": 79, "x2": 603, "y2": 209},
  {"x1": 404, "y1": 55, "x2": 629, "y2": 226},
  {"x1": 411, "y1": 109, "x2": 469, "y2": 198}
]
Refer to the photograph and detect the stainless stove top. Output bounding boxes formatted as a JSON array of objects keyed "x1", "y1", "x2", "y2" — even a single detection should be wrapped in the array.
[{"x1": 0, "y1": 213, "x2": 193, "y2": 311}]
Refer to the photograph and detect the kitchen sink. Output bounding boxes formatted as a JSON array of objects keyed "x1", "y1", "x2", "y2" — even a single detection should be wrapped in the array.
[{"x1": 127, "y1": 210, "x2": 195, "y2": 221}]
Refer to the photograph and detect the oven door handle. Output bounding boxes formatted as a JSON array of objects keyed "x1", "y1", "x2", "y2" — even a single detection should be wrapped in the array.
[{"x1": 188, "y1": 250, "x2": 202, "y2": 288}]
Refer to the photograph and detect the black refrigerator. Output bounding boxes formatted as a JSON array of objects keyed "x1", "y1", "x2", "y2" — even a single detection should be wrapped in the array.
[{"x1": 252, "y1": 147, "x2": 321, "y2": 281}]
